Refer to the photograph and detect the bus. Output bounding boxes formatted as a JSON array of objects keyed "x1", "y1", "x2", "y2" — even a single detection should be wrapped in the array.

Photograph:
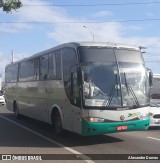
[
  {"x1": 150, "y1": 73, "x2": 160, "y2": 103},
  {"x1": 5, "y1": 42, "x2": 152, "y2": 136}
]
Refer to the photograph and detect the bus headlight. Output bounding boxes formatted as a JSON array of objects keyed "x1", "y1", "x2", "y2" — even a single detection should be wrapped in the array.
[
  {"x1": 84, "y1": 117, "x2": 105, "y2": 122},
  {"x1": 138, "y1": 113, "x2": 149, "y2": 120}
]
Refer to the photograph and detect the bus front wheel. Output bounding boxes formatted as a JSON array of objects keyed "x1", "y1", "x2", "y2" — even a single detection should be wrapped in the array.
[{"x1": 52, "y1": 110, "x2": 63, "y2": 136}]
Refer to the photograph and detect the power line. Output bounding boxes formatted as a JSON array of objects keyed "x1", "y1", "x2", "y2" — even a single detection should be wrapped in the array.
[
  {"x1": 22, "y1": 1, "x2": 160, "y2": 7},
  {"x1": 1, "y1": 18, "x2": 160, "y2": 24}
]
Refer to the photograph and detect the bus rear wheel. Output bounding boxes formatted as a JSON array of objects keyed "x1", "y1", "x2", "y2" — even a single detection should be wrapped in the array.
[{"x1": 52, "y1": 110, "x2": 63, "y2": 136}]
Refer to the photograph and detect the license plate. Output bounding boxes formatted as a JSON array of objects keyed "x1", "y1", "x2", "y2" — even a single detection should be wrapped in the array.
[{"x1": 116, "y1": 125, "x2": 128, "y2": 131}]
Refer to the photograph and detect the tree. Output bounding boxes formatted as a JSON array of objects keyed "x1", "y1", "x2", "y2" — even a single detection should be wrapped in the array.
[{"x1": 0, "y1": 0, "x2": 22, "y2": 13}]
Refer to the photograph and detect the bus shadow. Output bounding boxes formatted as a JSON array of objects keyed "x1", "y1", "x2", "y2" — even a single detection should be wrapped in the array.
[
  {"x1": 53, "y1": 131, "x2": 124, "y2": 147},
  {"x1": 19, "y1": 115, "x2": 125, "y2": 146},
  {"x1": 148, "y1": 126, "x2": 160, "y2": 130},
  {"x1": 0, "y1": 113, "x2": 124, "y2": 148}
]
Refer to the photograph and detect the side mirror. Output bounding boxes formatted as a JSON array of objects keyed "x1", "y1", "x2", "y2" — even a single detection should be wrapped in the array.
[
  {"x1": 147, "y1": 68, "x2": 153, "y2": 87},
  {"x1": 77, "y1": 67, "x2": 84, "y2": 86},
  {"x1": 149, "y1": 72, "x2": 153, "y2": 87}
]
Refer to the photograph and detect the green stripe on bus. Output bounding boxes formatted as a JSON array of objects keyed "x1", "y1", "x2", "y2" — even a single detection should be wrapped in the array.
[{"x1": 81, "y1": 118, "x2": 150, "y2": 136}]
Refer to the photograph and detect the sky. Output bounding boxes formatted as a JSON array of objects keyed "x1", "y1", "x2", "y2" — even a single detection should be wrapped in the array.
[{"x1": 1, "y1": 0, "x2": 160, "y2": 79}]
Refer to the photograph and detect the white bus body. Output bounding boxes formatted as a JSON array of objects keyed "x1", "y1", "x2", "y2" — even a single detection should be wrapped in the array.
[{"x1": 5, "y1": 42, "x2": 150, "y2": 136}]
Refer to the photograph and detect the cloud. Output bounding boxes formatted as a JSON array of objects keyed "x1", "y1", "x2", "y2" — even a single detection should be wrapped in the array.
[
  {"x1": 0, "y1": 51, "x2": 8, "y2": 76},
  {"x1": 0, "y1": 50, "x2": 30, "y2": 76},
  {"x1": 92, "y1": 10, "x2": 113, "y2": 17},
  {"x1": 146, "y1": 12, "x2": 154, "y2": 17},
  {"x1": 1, "y1": 0, "x2": 123, "y2": 44},
  {"x1": 0, "y1": 0, "x2": 65, "y2": 33},
  {"x1": 1, "y1": 0, "x2": 160, "y2": 74},
  {"x1": 1, "y1": 0, "x2": 159, "y2": 49},
  {"x1": 15, "y1": 0, "x2": 73, "y2": 25},
  {"x1": 0, "y1": 23, "x2": 32, "y2": 33},
  {"x1": 47, "y1": 22, "x2": 124, "y2": 44},
  {"x1": 123, "y1": 36, "x2": 160, "y2": 51},
  {"x1": 12, "y1": 52, "x2": 31, "y2": 62}
]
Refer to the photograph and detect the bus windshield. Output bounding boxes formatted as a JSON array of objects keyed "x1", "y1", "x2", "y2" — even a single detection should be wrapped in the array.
[{"x1": 79, "y1": 47, "x2": 149, "y2": 109}]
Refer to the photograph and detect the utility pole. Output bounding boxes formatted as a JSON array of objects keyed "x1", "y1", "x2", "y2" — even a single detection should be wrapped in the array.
[{"x1": 11, "y1": 50, "x2": 14, "y2": 63}]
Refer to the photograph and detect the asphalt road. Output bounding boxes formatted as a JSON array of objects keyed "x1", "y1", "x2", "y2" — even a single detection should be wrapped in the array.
[{"x1": 0, "y1": 104, "x2": 160, "y2": 163}]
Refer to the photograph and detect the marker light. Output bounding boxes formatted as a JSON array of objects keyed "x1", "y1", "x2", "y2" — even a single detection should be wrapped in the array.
[{"x1": 139, "y1": 113, "x2": 149, "y2": 120}]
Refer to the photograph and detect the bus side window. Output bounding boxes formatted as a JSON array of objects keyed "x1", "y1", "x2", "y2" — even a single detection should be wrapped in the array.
[
  {"x1": 48, "y1": 53, "x2": 56, "y2": 79},
  {"x1": 40, "y1": 54, "x2": 49, "y2": 80},
  {"x1": 27, "y1": 60, "x2": 34, "y2": 81},
  {"x1": 55, "y1": 50, "x2": 62, "y2": 80},
  {"x1": 34, "y1": 58, "x2": 40, "y2": 80},
  {"x1": 5, "y1": 64, "x2": 18, "y2": 83}
]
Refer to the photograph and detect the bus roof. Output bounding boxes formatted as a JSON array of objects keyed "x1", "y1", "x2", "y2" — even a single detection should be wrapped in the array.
[
  {"x1": 6, "y1": 41, "x2": 141, "y2": 66},
  {"x1": 55, "y1": 42, "x2": 140, "y2": 51}
]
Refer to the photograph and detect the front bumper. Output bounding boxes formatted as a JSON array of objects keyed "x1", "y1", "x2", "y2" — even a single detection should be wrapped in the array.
[{"x1": 82, "y1": 117, "x2": 150, "y2": 136}]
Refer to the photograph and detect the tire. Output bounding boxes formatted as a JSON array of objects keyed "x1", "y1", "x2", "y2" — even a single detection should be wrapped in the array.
[
  {"x1": 53, "y1": 110, "x2": 63, "y2": 136},
  {"x1": 13, "y1": 102, "x2": 21, "y2": 119}
]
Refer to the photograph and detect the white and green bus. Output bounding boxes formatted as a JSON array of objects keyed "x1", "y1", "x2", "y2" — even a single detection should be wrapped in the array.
[{"x1": 5, "y1": 42, "x2": 152, "y2": 136}]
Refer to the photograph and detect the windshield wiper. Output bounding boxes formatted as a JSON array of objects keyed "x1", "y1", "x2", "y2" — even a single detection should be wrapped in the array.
[
  {"x1": 106, "y1": 74, "x2": 118, "y2": 108},
  {"x1": 106, "y1": 84, "x2": 116, "y2": 108},
  {"x1": 124, "y1": 73, "x2": 140, "y2": 108}
]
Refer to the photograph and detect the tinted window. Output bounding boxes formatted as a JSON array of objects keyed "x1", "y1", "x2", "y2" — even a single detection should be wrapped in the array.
[
  {"x1": 19, "y1": 60, "x2": 34, "y2": 81},
  {"x1": 78, "y1": 47, "x2": 115, "y2": 63},
  {"x1": 40, "y1": 54, "x2": 49, "y2": 80},
  {"x1": 55, "y1": 50, "x2": 62, "y2": 80},
  {"x1": 63, "y1": 48, "x2": 77, "y2": 101},
  {"x1": 27, "y1": 60, "x2": 34, "y2": 80},
  {"x1": 48, "y1": 53, "x2": 56, "y2": 79},
  {"x1": 115, "y1": 49, "x2": 143, "y2": 63},
  {"x1": 34, "y1": 58, "x2": 40, "y2": 80},
  {"x1": 19, "y1": 61, "x2": 28, "y2": 81},
  {"x1": 5, "y1": 64, "x2": 18, "y2": 83}
]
